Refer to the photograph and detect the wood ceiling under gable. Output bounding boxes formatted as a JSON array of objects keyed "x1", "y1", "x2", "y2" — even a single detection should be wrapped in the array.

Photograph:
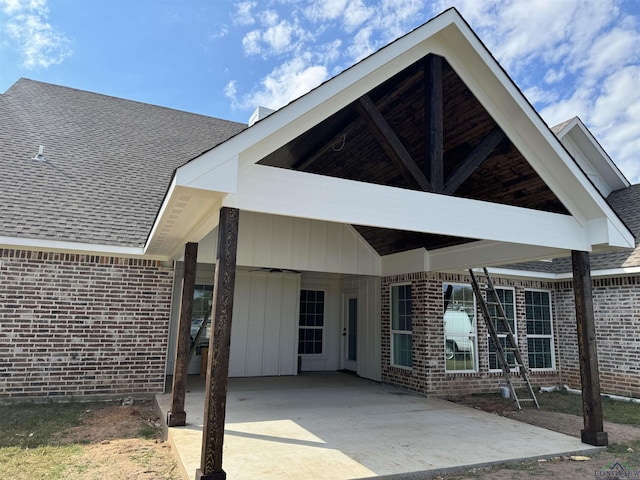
[{"x1": 259, "y1": 54, "x2": 569, "y2": 256}]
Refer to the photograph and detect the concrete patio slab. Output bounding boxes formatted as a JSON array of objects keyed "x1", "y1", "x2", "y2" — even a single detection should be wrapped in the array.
[{"x1": 156, "y1": 373, "x2": 601, "y2": 480}]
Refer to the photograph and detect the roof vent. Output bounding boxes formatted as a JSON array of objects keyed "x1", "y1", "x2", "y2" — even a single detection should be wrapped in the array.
[
  {"x1": 32, "y1": 145, "x2": 46, "y2": 162},
  {"x1": 248, "y1": 106, "x2": 275, "y2": 127}
]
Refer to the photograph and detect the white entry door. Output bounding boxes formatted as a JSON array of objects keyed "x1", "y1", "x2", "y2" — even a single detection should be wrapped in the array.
[{"x1": 343, "y1": 296, "x2": 358, "y2": 372}]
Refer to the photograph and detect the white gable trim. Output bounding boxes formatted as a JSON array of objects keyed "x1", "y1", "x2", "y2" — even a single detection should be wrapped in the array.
[{"x1": 554, "y1": 117, "x2": 629, "y2": 196}]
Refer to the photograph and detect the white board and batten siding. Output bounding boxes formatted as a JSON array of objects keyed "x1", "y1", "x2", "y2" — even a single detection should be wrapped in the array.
[
  {"x1": 229, "y1": 270, "x2": 300, "y2": 377},
  {"x1": 195, "y1": 211, "x2": 381, "y2": 276}
]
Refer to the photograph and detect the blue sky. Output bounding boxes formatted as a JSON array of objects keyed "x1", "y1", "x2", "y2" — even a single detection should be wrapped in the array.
[{"x1": 1, "y1": 0, "x2": 640, "y2": 182}]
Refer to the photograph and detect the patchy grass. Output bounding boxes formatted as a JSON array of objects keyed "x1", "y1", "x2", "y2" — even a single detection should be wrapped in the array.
[
  {"x1": 0, "y1": 401, "x2": 100, "y2": 448},
  {"x1": 535, "y1": 390, "x2": 640, "y2": 426},
  {"x1": 0, "y1": 445, "x2": 85, "y2": 480},
  {"x1": 0, "y1": 400, "x2": 179, "y2": 480}
]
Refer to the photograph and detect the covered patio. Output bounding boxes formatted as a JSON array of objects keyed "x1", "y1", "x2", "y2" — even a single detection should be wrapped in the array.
[
  {"x1": 153, "y1": 9, "x2": 634, "y2": 479},
  {"x1": 156, "y1": 373, "x2": 600, "y2": 480}
]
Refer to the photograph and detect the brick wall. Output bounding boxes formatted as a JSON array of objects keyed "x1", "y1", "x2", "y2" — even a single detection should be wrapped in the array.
[
  {"x1": 381, "y1": 271, "x2": 562, "y2": 397},
  {"x1": 555, "y1": 276, "x2": 640, "y2": 398},
  {"x1": 0, "y1": 249, "x2": 174, "y2": 399}
]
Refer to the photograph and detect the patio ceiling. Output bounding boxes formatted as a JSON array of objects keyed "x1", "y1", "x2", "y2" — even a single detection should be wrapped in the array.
[{"x1": 258, "y1": 55, "x2": 568, "y2": 256}]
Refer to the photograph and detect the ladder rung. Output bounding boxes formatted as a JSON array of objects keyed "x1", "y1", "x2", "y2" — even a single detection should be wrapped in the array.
[{"x1": 469, "y1": 267, "x2": 539, "y2": 410}]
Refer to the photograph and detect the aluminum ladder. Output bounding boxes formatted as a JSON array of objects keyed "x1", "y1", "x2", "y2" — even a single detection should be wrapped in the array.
[{"x1": 469, "y1": 267, "x2": 539, "y2": 410}]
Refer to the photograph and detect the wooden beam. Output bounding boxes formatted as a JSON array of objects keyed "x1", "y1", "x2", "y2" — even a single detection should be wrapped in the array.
[
  {"x1": 196, "y1": 207, "x2": 240, "y2": 480},
  {"x1": 425, "y1": 55, "x2": 443, "y2": 192},
  {"x1": 571, "y1": 250, "x2": 608, "y2": 446},
  {"x1": 443, "y1": 128, "x2": 505, "y2": 195},
  {"x1": 167, "y1": 242, "x2": 198, "y2": 427},
  {"x1": 356, "y1": 94, "x2": 433, "y2": 192}
]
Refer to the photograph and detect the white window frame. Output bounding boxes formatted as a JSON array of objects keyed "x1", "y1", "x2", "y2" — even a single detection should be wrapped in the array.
[
  {"x1": 390, "y1": 283, "x2": 412, "y2": 369},
  {"x1": 524, "y1": 289, "x2": 556, "y2": 371},
  {"x1": 298, "y1": 289, "x2": 326, "y2": 356},
  {"x1": 444, "y1": 282, "x2": 478, "y2": 373},
  {"x1": 487, "y1": 286, "x2": 517, "y2": 372}
]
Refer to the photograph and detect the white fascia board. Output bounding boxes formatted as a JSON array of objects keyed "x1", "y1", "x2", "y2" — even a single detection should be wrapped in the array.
[
  {"x1": 145, "y1": 176, "x2": 178, "y2": 251},
  {"x1": 225, "y1": 165, "x2": 590, "y2": 251},
  {"x1": 427, "y1": 240, "x2": 566, "y2": 272},
  {"x1": 586, "y1": 217, "x2": 635, "y2": 250},
  {"x1": 436, "y1": 18, "x2": 632, "y2": 242},
  {"x1": 174, "y1": 154, "x2": 239, "y2": 193},
  {"x1": 0, "y1": 236, "x2": 157, "y2": 258},
  {"x1": 381, "y1": 248, "x2": 429, "y2": 276}
]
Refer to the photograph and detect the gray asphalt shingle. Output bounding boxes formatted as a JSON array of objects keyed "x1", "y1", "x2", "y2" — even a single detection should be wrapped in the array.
[{"x1": 0, "y1": 79, "x2": 246, "y2": 247}]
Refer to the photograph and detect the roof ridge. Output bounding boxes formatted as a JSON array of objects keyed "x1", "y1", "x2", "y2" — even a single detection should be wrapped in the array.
[{"x1": 7, "y1": 78, "x2": 245, "y2": 126}]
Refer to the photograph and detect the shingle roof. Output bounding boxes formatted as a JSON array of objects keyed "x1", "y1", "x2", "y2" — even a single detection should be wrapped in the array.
[{"x1": 0, "y1": 78, "x2": 246, "y2": 247}]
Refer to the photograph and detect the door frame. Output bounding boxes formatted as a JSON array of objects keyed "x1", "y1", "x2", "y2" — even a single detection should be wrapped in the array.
[{"x1": 341, "y1": 290, "x2": 359, "y2": 372}]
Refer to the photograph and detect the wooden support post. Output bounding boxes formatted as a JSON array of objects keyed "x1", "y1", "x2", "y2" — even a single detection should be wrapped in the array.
[
  {"x1": 425, "y1": 54, "x2": 443, "y2": 192},
  {"x1": 167, "y1": 242, "x2": 198, "y2": 427},
  {"x1": 196, "y1": 207, "x2": 239, "y2": 480},
  {"x1": 571, "y1": 250, "x2": 608, "y2": 446}
]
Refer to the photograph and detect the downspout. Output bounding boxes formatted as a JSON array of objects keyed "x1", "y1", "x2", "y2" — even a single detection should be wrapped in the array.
[{"x1": 561, "y1": 384, "x2": 640, "y2": 404}]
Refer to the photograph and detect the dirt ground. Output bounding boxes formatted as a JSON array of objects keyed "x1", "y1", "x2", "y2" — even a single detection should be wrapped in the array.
[
  {"x1": 61, "y1": 396, "x2": 640, "y2": 480},
  {"x1": 56, "y1": 399, "x2": 179, "y2": 480},
  {"x1": 445, "y1": 395, "x2": 640, "y2": 480}
]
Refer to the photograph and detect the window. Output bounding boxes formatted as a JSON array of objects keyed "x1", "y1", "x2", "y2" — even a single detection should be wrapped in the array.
[
  {"x1": 391, "y1": 284, "x2": 412, "y2": 368},
  {"x1": 298, "y1": 290, "x2": 325, "y2": 355},
  {"x1": 487, "y1": 288, "x2": 516, "y2": 370},
  {"x1": 443, "y1": 283, "x2": 477, "y2": 372},
  {"x1": 525, "y1": 290, "x2": 555, "y2": 370}
]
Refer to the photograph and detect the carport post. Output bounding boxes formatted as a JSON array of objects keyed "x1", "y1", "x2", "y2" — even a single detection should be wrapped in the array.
[
  {"x1": 196, "y1": 207, "x2": 239, "y2": 480},
  {"x1": 571, "y1": 250, "x2": 608, "y2": 446},
  {"x1": 167, "y1": 242, "x2": 198, "y2": 427}
]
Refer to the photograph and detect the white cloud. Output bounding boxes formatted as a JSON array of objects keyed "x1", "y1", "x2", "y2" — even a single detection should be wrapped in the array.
[
  {"x1": 543, "y1": 69, "x2": 565, "y2": 85},
  {"x1": 305, "y1": 0, "x2": 349, "y2": 21},
  {"x1": 226, "y1": 54, "x2": 328, "y2": 111},
  {"x1": 523, "y1": 86, "x2": 558, "y2": 105},
  {"x1": 346, "y1": 25, "x2": 374, "y2": 62},
  {"x1": 1, "y1": 0, "x2": 71, "y2": 69},
  {"x1": 233, "y1": 1, "x2": 257, "y2": 26},
  {"x1": 260, "y1": 9, "x2": 279, "y2": 27},
  {"x1": 262, "y1": 20, "x2": 297, "y2": 54},
  {"x1": 241, "y1": 11, "x2": 309, "y2": 57},
  {"x1": 228, "y1": 0, "x2": 429, "y2": 112}
]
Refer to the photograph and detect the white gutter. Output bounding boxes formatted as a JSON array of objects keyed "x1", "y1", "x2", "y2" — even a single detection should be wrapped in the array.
[
  {"x1": 0, "y1": 236, "x2": 167, "y2": 260},
  {"x1": 486, "y1": 265, "x2": 640, "y2": 281}
]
